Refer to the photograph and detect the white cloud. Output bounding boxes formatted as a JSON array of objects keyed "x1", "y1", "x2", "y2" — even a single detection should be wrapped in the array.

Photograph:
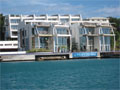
[{"x1": 96, "y1": 7, "x2": 120, "y2": 17}]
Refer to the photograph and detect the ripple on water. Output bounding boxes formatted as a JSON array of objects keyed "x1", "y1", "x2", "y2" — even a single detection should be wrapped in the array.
[{"x1": 1, "y1": 58, "x2": 119, "y2": 90}]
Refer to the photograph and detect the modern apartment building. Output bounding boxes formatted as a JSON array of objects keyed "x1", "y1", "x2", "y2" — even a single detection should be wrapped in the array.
[
  {"x1": 3, "y1": 14, "x2": 115, "y2": 52},
  {"x1": 3, "y1": 14, "x2": 82, "y2": 52},
  {"x1": 18, "y1": 20, "x2": 71, "y2": 52},
  {"x1": 4, "y1": 14, "x2": 82, "y2": 40},
  {"x1": 71, "y1": 17, "x2": 115, "y2": 52}
]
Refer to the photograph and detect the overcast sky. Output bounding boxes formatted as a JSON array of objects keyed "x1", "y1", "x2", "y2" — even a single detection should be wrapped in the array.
[{"x1": 0, "y1": 0, "x2": 120, "y2": 18}]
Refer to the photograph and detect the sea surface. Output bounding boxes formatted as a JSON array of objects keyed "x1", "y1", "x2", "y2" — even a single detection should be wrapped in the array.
[{"x1": 0, "y1": 58, "x2": 119, "y2": 90}]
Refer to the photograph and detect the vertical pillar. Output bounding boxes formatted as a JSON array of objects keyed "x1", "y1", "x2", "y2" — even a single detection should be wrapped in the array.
[
  {"x1": 99, "y1": 36, "x2": 101, "y2": 52},
  {"x1": 86, "y1": 36, "x2": 89, "y2": 51},
  {"x1": 33, "y1": 14, "x2": 36, "y2": 20},
  {"x1": 113, "y1": 35, "x2": 116, "y2": 51},
  {"x1": 80, "y1": 14, "x2": 83, "y2": 21},
  {"x1": 56, "y1": 36, "x2": 58, "y2": 52},
  {"x1": 70, "y1": 35, "x2": 72, "y2": 52},
  {"x1": 46, "y1": 14, "x2": 48, "y2": 21},
  {"x1": 69, "y1": 14, "x2": 71, "y2": 25},
  {"x1": 111, "y1": 27, "x2": 116, "y2": 51},
  {"x1": 103, "y1": 36, "x2": 105, "y2": 51},
  {"x1": 58, "y1": 14, "x2": 60, "y2": 22},
  {"x1": 53, "y1": 27, "x2": 55, "y2": 52},
  {"x1": 38, "y1": 36, "x2": 40, "y2": 48}
]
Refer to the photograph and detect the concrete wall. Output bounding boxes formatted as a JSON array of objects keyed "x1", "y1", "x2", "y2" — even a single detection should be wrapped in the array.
[{"x1": 1, "y1": 55, "x2": 35, "y2": 61}]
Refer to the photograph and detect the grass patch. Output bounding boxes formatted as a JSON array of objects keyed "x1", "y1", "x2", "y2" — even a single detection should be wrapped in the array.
[{"x1": 27, "y1": 48, "x2": 51, "y2": 53}]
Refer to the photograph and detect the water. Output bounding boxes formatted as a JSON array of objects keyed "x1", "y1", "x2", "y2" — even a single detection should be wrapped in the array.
[{"x1": 0, "y1": 58, "x2": 119, "y2": 90}]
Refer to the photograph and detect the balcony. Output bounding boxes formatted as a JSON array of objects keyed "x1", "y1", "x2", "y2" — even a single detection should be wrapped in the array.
[
  {"x1": 0, "y1": 41, "x2": 18, "y2": 49},
  {"x1": 38, "y1": 31, "x2": 53, "y2": 37}
]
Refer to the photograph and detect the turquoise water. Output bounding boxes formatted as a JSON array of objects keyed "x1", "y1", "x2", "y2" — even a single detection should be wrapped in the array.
[{"x1": 0, "y1": 58, "x2": 119, "y2": 90}]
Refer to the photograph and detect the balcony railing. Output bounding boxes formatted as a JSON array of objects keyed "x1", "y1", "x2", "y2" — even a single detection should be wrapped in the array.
[{"x1": 0, "y1": 41, "x2": 18, "y2": 49}]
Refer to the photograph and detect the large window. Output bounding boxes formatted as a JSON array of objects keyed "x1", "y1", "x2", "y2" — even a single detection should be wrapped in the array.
[
  {"x1": 105, "y1": 36, "x2": 110, "y2": 51},
  {"x1": 79, "y1": 28, "x2": 86, "y2": 34},
  {"x1": 71, "y1": 19, "x2": 80, "y2": 21},
  {"x1": 101, "y1": 27, "x2": 111, "y2": 34},
  {"x1": 86, "y1": 27, "x2": 95, "y2": 34},
  {"x1": 58, "y1": 37, "x2": 67, "y2": 46},
  {"x1": 104, "y1": 37, "x2": 110, "y2": 44},
  {"x1": 100, "y1": 36, "x2": 103, "y2": 45},
  {"x1": 12, "y1": 32, "x2": 18, "y2": 36},
  {"x1": 35, "y1": 37, "x2": 39, "y2": 48},
  {"x1": 40, "y1": 37, "x2": 48, "y2": 49},
  {"x1": 80, "y1": 36, "x2": 87, "y2": 51},
  {"x1": 32, "y1": 28, "x2": 35, "y2": 35},
  {"x1": 88, "y1": 37, "x2": 94, "y2": 51},
  {"x1": 11, "y1": 25, "x2": 18, "y2": 30},
  {"x1": 37, "y1": 27, "x2": 49, "y2": 34},
  {"x1": 60, "y1": 19, "x2": 69, "y2": 23},
  {"x1": 100, "y1": 36, "x2": 110, "y2": 51},
  {"x1": 88, "y1": 37, "x2": 94, "y2": 46},
  {"x1": 10, "y1": 19, "x2": 20, "y2": 23},
  {"x1": 56, "y1": 28, "x2": 68, "y2": 34}
]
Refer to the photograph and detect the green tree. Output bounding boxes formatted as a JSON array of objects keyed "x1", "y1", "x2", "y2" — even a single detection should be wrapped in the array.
[
  {"x1": 0, "y1": 14, "x2": 5, "y2": 40},
  {"x1": 108, "y1": 17, "x2": 120, "y2": 50}
]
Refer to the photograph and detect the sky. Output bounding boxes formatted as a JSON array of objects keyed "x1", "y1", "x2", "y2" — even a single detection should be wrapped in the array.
[{"x1": 0, "y1": 0, "x2": 120, "y2": 18}]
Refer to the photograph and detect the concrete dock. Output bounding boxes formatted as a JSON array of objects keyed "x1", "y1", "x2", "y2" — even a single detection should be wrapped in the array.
[{"x1": 0, "y1": 51, "x2": 119, "y2": 62}]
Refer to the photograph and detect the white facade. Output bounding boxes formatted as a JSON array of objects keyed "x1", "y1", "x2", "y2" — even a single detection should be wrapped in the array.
[
  {"x1": 4, "y1": 14, "x2": 82, "y2": 51},
  {"x1": 4, "y1": 14, "x2": 82, "y2": 40},
  {"x1": 0, "y1": 41, "x2": 18, "y2": 52},
  {"x1": 4, "y1": 14, "x2": 115, "y2": 52}
]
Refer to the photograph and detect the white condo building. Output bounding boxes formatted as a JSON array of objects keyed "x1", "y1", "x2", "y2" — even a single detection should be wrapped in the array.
[
  {"x1": 71, "y1": 17, "x2": 115, "y2": 52},
  {"x1": 2, "y1": 14, "x2": 115, "y2": 52},
  {"x1": 18, "y1": 21, "x2": 71, "y2": 52},
  {"x1": 4, "y1": 14, "x2": 82, "y2": 40},
  {"x1": 4, "y1": 14, "x2": 82, "y2": 52}
]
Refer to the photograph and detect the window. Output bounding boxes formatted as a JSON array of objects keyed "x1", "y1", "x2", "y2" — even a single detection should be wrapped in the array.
[
  {"x1": 5, "y1": 44, "x2": 12, "y2": 46},
  {"x1": 37, "y1": 27, "x2": 49, "y2": 34},
  {"x1": 100, "y1": 36, "x2": 103, "y2": 45},
  {"x1": 101, "y1": 27, "x2": 111, "y2": 34},
  {"x1": 71, "y1": 19, "x2": 80, "y2": 21},
  {"x1": 58, "y1": 37, "x2": 67, "y2": 46},
  {"x1": 104, "y1": 37, "x2": 110, "y2": 44},
  {"x1": 80, "y1": 36, "x2": 87, "y2": 51},
  {"x1": 40, "y1": 37, "x2": 48, "y2": 48},
  {"x1": 32, "y1": 28, "x2": 35, "y2": 35},
  {"x1": 12, "y1": 32, "x2": 18, "y2": 36},
  {"x1": 10, "y1": 19, "x2": 20, "y2": 23},
  {"x1": 56, "y1": 28, "x2": 68, "y2": 34},
  {"x1": 11, "y1": 25, "x2": 18, "y2": 30},
  {"x1": 0, "y1": 44, "x2": 3, "y2": 46},
  {"x1": 86, "y1": 27, "x2": 95, "y2": 34},
  {"x1": 89, "y1": 37, "x2": 94, "y2": 46},
  {"x1": 60, "y1": 19, "x2": 69, "y2": 22},
  {"x1": 35, "y1": 37, "x2": 39, "y2": 48},
  {"x1": 26, "y1": 22, "x2": 30, "y2": 24},
  {"x1": 79, "y1": 28, "x2": 86, "y2": 34},
  {"x1": 48, "y1": 19, "x2": 57, "y2": 21},
  {"x1": 14, "y1": 44, "x2": 18, "y2": 46},
  {"x1": 25, "y1": 30, "x2": 27, "y2": 36}
]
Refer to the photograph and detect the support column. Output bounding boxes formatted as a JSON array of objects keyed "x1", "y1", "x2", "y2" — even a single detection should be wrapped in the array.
[
  {"x1": 53, "y1": 37, "x2": 55, "y2": 52},
  {"x1": 70, "y1": 36, "x2": 72, "y2": 52},
  {"x1": 56, "y1": 36, "x2": 58, "y2": 52},
  {"x1": 86, "y1": 36, "x2": 89, "y2": 51},
  {"x1": 113, "y1": 35, "x2": 116, "y2": 51},
  {"x1": 103, "y1": 36, "x2": 105, "y2": 51},
  {"x1": 38, "y1": 36, "x2": 40, "y2": 48}
]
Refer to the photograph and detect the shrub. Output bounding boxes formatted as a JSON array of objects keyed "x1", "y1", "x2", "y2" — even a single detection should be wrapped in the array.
[{"x1": 27, "y1": 48, "x2": 51, "y2": 53}]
